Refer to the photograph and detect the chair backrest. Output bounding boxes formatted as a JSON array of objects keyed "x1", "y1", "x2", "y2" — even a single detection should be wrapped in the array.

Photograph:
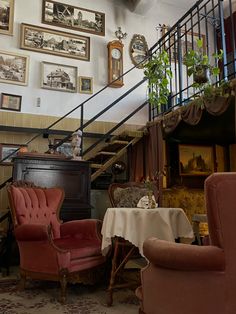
[
  {"x1": 7, "y1": 181, "x2": 65, "y2": 238},
  {"x1": 205, "y1": 172, "x2": 236, "y2": 250},
  {"x1": 108, "y1": 181, "x2": 158, "y2": 208}
]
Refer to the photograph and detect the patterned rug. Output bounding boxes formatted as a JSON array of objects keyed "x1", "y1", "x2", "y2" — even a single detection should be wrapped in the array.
[{"x1": 0, "y1": 280, "x2": 139, "y2": 314}]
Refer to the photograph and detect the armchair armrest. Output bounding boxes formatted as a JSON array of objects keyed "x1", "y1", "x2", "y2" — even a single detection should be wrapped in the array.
[
  {"x1": 14, "y1": 224, "x2": 50, "y2": 241},
  {"x1": 60, "y1": 219, "x2": 102, "y2": 240},
  {"x1": 144, "y1": 238, "x2": 225, "y2": 271}
]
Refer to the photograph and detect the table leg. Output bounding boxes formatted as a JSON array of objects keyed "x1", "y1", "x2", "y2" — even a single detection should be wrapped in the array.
[{"x1": 106, "y1": 238, "x2": 137, "y2": 306}]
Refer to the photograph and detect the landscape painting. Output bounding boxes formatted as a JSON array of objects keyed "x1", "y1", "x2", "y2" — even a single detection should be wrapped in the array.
[
  {"x1": 0, "y1": 50, "x2": 29, "y2": 85},
  {"x1": 0, "y1": 0, "x2": 14, "y2": 35},
  {"x1": 179, "y1": 144, "x2": 214, "y2": 176},
  {"x1": 20, "y1": 23, "x2": 90, "y2": 61},
  {"x1": 42, "y1": 0, "x2": 105, "y2": 36},
  {"x1": 41, "y1": 61, "x2": 77, "y2": 93}
]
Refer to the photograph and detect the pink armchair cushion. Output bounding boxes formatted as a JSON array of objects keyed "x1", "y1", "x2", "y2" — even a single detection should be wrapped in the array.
[
  {"x1": 10, "y1": 186, "x2": 64, "y2": 238},
  {"x1": 60, "y1": 219, "x2": 102, "y2": 240},
  {"x1": 14, "y1": 224, "x2": 50, "y2": 241}
]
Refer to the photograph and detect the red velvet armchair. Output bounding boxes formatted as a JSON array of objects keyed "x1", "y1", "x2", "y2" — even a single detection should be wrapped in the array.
[
  {"x1": 136, "y1": 172, "x2": 236, "y2": 314},
  {"x1": 7, "y1": 181, "x2": 105, "y2": 303}
]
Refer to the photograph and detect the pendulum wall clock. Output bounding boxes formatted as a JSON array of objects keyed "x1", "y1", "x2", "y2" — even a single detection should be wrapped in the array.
[{"x1": 107, "y1": 40, "x2": 124, "y2": 88}]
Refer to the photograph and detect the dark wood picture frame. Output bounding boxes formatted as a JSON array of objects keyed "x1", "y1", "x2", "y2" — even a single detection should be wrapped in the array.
[
  {"x1": 0, "y1": 143, "x2": 27, "y2": 165},
  {"x1": 1, "y1": 93, "x2": 22, "y2": 111},
  {"x1": 179, "y1": 144, "x2": 214, "y2": 176},
  {"x1": 42, "y1": 0, "x2": 105, "y2": 36},
  {"x1": 20, "y1": 23, "x2": 90, "y2": 61}
]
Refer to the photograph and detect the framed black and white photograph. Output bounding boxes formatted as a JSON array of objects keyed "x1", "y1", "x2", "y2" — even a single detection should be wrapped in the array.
[
  {"x1": 41, "y1": 61, "x2": 77, "y2": 93},
  {"x1": 0, "y1": 143, "x2": 27, "y2": 165},
  {"x1": 0, "y1": 50, "x2": 29, "y2": 85},
  {"x1": 42, "y1": 0, "x2": 105, "y2": 36},
  {"x1": 0, "y1": 0, "x2": 14, "y2": 36},
  {"x1": 79, "y1": 76, "x2": 93, "y2": 94},
  {"x1": 1, "y1": 93, "x2": 22, "y2": 111},
  {"x1": 20, "y1": 23, "x2": 90, "y2": 61}
]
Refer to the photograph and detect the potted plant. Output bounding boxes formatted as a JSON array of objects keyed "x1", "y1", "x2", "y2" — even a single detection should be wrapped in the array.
[
  {"x1": 144, "y1": 50, "x2": 172, "y2": 109},
  {"x1": 183, "y1": 38, "x2": 223, "y2": 88}
]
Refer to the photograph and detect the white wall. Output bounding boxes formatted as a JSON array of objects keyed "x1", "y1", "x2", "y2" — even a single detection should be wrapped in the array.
[{"x1": 0, "y1": 0, "x2": 190, "y2": 126}]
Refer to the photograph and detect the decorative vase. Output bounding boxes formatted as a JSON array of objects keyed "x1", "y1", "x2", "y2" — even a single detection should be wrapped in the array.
[
  {"x1": 148, "y1": 190, "x2": 156, "y2": 209},
  {"x1": 71, "y1": 130, "x2": 82, "y2": 160}
]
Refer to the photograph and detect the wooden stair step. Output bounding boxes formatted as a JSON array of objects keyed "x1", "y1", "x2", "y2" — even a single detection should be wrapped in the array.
[
  {"x1": 89, "y1": 154, "x2": 113, "y2": 164},
  {"x1": 101, "y1": 142, "x2": 129, "y2": 153},
  {"x1": 96, "y1": 151, "x2": 117, "y2": 156},
  {"x1": 90, "y1": 163, "x2": 102, "y2": 169}
]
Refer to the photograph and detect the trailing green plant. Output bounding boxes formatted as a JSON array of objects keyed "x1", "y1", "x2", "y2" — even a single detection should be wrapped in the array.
[
  {"x1": 183, "y1": 38, "x2": 223, "y2": 90},
  {"x1": 144, "y1": 50, "x2": 172, "y2": 108}
]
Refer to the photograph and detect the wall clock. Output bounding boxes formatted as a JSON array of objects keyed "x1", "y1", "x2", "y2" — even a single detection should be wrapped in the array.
[{"x1": 107, "y1": 40, "x2": 124, "y2": 87}]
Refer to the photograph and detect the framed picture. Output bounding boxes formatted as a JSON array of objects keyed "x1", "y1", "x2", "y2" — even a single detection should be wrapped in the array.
[
  {"x1": 179, "y1": 144, "x2": 214, "y2": 176},
  {"x1": 0, "y1": 0, "x2": 14, "y2": 36},
  {"x1": 41, "y1": 61, "x2": 77, "y2": 93},
  {"x1": 1, "y1": 93, "x2": 22, "y2": 111},
  {"x1": 20, "y1": 23, "x2": 90, "y2": 61},
  {"x1": 42, "y1": 0, "x2": 105, "y2": 36},
  {"x1": 170, "y1": 31, "x2": 206, "y2": 62},
  {"x1": 79, "y1": 76, "x2": 93, "y2": 94},
  {"x1": 54, "y1": 139, "x2": 72, "y2": 157},
  {"x1": 129, "y1": 34, "x2": 148, "y2": 69},
  {"x1": 0, "y1": 50, "x2": 29, "y2": 85},
  {"x1": 0, "y1": 143, "x2": 27, "y2": 165}
]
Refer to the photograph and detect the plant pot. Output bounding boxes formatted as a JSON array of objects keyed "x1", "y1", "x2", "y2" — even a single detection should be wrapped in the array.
[{"x1": 193, "y1": 66, "x2": 209, "y2": 84}]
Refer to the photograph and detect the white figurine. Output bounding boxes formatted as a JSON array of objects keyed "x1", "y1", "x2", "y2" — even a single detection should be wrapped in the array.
[{"x1": 71, "y1": 130, "x2": 82, "y2": 160}]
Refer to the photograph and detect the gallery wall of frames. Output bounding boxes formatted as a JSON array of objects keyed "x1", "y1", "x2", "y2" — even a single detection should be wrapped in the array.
[{"x1": 0, "y1": 0, "x2": 185, "y2": 123}]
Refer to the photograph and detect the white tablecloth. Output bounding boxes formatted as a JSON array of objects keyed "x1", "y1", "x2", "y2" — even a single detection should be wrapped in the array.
[{"x1": 101, "y1": 207, "x2": 194, "y2": 256}]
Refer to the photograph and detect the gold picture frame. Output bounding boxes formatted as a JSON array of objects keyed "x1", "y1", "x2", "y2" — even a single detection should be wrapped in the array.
[
  {"x1": 129, "y1": 34, "x2": 148, "y2": 69},
  {"x1": 79, "y1": 76, "x2": 93, "y2": 94},
  {"x1": 20, "y1": 23, "x2": 90, "y2": 61},
  {"x1": 0, "y1": 0, "x2": 14, "y2": 36},
  {"x1": 0, "y1": 50, "x2": 29, "y2": 86},
  {"x1": 42, "y1": 0, "x2": 105, "y2": 36},
  {"x1": 179, "y1": 144, "x2": 214, "y2": 176}
]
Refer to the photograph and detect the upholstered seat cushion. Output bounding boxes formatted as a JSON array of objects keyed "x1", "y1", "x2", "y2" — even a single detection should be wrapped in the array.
[{"x1": 54, "y1": 237, "x2": 102, "y2": 260}]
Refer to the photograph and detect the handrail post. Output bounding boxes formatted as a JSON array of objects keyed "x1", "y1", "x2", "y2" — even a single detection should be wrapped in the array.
[
  {"x1": 80, "y1": 104, "x2": 84, "y2": 155},
  {"x1": 219, "y1": 0, "x2": 228, "y2": 80},
  {"x1": 177, "y1": 23, "x2": 183, "y2": 105}
]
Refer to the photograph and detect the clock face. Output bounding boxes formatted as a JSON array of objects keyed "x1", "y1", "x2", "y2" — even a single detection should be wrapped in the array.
[{"x1": 111, "y1": 48, "x2": 121, "y2": 60}]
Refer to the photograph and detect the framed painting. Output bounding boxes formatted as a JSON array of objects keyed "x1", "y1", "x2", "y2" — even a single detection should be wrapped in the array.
[
  {"x1": 20, "y1": 23, "x2": 90, "y2": 61},
  {"x1": 54, "y1": 139, "x2": 72, "y2": 157},
  {"x1": 42, "y1": 0, "x2": 105, "y2": 36},
  {"x1": 0, "y1": 0, "x2": 14, "y2": 35},
  {"x1": 79, "y1": 76, "x2": 93, "y2": 94},
  {"x1": 1, "y1": 93, "x2": 22, "y2": 111},
  {"x1": 179, "y1": 144, "x2": 214, "y2": 176},
  {"x1": 0, "y1": 143, "x2": 27, "y2": 165},
  {"x1": 170, "y1": 31, "x2": 206, "y2": 62},
  {"x1": 129, "y1": 34, "x2": 148, "y2": 69},
  {"x1": 0, "y1": 50, "x2": 29, "y2": 85},
  {"x1": 41, "y1": 61, "x2": 77, "y2": 93}
]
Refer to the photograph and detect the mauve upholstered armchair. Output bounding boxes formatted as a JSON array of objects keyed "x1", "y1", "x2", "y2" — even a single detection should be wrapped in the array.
[
  {"x1": 136, "y1": 172, "x2": 236, "y2": 314},
  {"x1": 7, "y1": 181, "x2": 105, "y2": 303}
]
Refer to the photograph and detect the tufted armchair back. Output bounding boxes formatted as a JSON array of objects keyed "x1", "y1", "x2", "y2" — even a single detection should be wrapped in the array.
[{"x1": 8, "y1": 183, "x2": 64, "y2": 239}]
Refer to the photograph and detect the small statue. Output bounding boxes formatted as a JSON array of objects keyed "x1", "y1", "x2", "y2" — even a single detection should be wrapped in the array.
[{"x1": 71, "y1": 130, "x2": 82, "y2": 160}]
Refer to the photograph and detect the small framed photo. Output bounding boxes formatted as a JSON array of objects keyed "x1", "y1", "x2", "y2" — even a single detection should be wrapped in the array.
[
  {"x1": 0, "y1": 0, "x2": 14, "y2": 36},
  {"x1": 0, "y1": 50, "x2": 29, "y2": 85},
  {"x1": 0, "y1": 143, "x2": 27, "y2": 165},
  {"x1": 1, "y1": 93, "x2": 22, "y2": 111},
  {"x1": 179, "y1": 144, "x2": 214, "y2": 176},
  {"x1": 79, "y1": 76, "x2": 93, "y2": 94},
  {"x1": 54, "y1": 139, "x2": 72, "y2": 157},
  {"x1": 41, "y1": 61, "x2": 78, "y2": 93}
]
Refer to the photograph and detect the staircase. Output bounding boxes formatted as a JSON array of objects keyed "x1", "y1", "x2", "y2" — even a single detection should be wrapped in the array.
[{"x1": 84, "y1": 130, "x2": 144, "y2": 182}]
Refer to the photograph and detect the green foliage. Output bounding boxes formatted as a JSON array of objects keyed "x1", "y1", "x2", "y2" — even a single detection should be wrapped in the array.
[
  {"x1": 183, "y1": 38, "x2": 223, "y2": 90},
  {"x1": 144, "y1": 50, "x2": 172, "y2": 108}
]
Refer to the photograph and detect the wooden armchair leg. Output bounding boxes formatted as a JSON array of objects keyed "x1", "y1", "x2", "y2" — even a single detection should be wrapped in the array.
[
  {"x1": 60, "y1": 269, "x2": 68, "y2": 304},
  {"x1": 18, "y1": 269, "x2": 26, "y2": 290}
]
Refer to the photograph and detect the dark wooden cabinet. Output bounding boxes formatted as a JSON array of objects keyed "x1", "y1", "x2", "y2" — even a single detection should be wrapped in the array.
[{"x1": 12, "y1": 155, "x2": 91, "y2": 221}]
